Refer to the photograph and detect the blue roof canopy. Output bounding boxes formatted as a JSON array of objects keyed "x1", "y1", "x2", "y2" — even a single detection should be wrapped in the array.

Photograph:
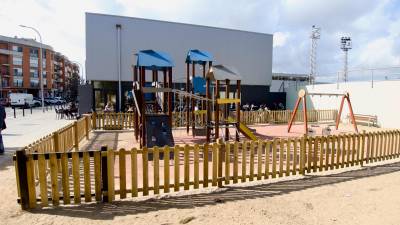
[
  {"x1": 136, "y1": 50, "x2": 174, "y2": 70},
  {"x1": 186, "y1": 49, "x2": 213, "y2": 63}
]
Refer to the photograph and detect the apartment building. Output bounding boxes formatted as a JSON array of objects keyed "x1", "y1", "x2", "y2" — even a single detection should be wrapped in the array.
[{"x1": 0, "y1": 35, "x2": 78, "y2": 98}]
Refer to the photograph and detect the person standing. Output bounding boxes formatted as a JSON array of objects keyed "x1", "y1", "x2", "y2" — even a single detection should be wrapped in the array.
[{"x1": 0, "y1": 104, "x2": 6, "y2": 154}]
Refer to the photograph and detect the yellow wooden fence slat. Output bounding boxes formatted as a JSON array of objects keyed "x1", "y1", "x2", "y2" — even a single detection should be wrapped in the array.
[
  {"x1": 194, "y1": 144, "x2": 200, "y2": 188},
  {"x1": 72, "y1": 152, "x2": 81, "y2": 204},
  {"x1": 153, "y1": 147, "x2": 160, "y2": 194},
  {"x1": 119, "y1": 149, "x2": 127, "y2": 198},
  {"x1": 38, "y1": 154, "x2": 48, "y2": 207},
  {"x1": 142, "y1": 147, "x2": 149, "y2": 196},
  {"x1": 164, "y1": 146, "x2": 170, "y2": 193},
  {"x1": 241, "y1": 142, "x2": 247, "y2": 182},
  {"x1": 203, "y1": 144, "x2": 209, "y2": 187},
  {"x1": 233, "y1": 142, "x2": 239, "y2": 183},
  {"x1": 225, "y1": 142, "x2": 231, "y2": 184},
  {"x1": 184, "y1": 145, "x2": 190, "y2": 190},
  {"x1": 174, "y1": 146, "x2": 180, "y2": 191},
  {"x1": 131, "y1": 148, "x2": 138, "y2": 197},
  {"x1": 94, "y1": 151, "x2": 102, "y2": 201}
]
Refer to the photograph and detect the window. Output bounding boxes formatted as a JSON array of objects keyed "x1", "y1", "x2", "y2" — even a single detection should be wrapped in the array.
[
  {"x1": 42, "y1": 60, "x2": 46, "y2": 68},
  {"x1": 30, "y1": 57, "x2": 38, "y2": 67},
  {"x1": 13, "y1": 55, "x2": 23, "y2": 66},
  {"x1": 30, "y1": 48, "x2": 39, "y2": 58},
  {"x1": 30, "y1": 78, "x2": 39, "y2": 88},
  {"x1": 30, "y1": 69, "x2": 38, "y2": 78},
  {"x1": 43, "y1": 50, "x2": 47, "y2": 58},
  {"x1": 12, "y1": 45, "x2": 23, "y2": 52},
  {"x1": 13, "y1": 68, "x2": 23, "y2": 77},
  {"x1": 42, "y1": 71, "x2": 47, "y2": 78},
  {"x1": 13, "y1": 77, "x2": 23, "y2": 87}
]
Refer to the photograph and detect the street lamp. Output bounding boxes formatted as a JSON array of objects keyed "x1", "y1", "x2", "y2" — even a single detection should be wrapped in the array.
[{"x1": 19, "y1": 25, "x2": 45, "y2": 112}]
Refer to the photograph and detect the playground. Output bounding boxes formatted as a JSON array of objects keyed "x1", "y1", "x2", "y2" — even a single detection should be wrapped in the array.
[{"x1": 12, "y1": 48, "x2": 399, "y2": 213}]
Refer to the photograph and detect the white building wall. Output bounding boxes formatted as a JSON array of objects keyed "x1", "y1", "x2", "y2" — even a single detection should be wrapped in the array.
[
  {"x1": 85, "y1": 13, "x2": 273, "y2": 86},
  {"x1": 286, "y1": 80, "x2": 400, "y2": 128}
]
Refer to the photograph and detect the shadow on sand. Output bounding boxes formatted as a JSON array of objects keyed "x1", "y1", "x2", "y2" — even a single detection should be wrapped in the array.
[{"x1": 27, "y1": 161, "x2": 400, "y2": 220}]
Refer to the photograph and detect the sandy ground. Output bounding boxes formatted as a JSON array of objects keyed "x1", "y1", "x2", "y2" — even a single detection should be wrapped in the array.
[{"x1": 2, "y1": 153, "x2": 400, "y2": 225}]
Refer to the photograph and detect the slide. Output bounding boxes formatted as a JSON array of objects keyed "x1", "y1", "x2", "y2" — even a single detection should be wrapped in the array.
[{"x1": 227, "y1": 117, "x2": 258, "y2": 141}]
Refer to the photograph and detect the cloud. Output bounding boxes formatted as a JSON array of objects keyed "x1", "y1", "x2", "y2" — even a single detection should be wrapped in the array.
[
  {"x1": 273, "y1": 32, "x2": 290, "y2": 47},
  {"x1": 1, "y1": 0, "x2": 399, "y2": 81}
]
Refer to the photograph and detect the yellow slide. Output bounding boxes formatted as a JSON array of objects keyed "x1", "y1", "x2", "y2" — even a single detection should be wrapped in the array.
[{"x1": 227, "y1": 117, "x2": 258, "y2": 141}]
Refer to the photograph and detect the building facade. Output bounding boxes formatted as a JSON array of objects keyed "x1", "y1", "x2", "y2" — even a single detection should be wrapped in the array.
[
  {"x1": 86, "y1": 13, "x2": 275, "y2": 111},
  {"x1": 0, "y1": 35, "x2": 78, "y2": 99}
]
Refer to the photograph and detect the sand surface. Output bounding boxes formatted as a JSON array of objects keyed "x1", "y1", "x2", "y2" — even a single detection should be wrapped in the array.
[{"x1": 2, "y1": 153, "x2": 400, "y2": 225}]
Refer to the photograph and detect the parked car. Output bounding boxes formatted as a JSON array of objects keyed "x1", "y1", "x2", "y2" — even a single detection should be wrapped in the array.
[
  {"x1": 10, "y1": 93, "x2": 35, "y2": 107},
  {"x1": 44, "y1": 97, "x2": 58, "y2": 105},
  {"x1": 32, "y1": 97, "x2": 42, "y2": 107},
  {"x1": 54, "y1": 97, "x2": 66, "y2": 104}
]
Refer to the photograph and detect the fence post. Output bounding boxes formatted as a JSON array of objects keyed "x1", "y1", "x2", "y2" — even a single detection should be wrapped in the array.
[
  {"x1": 101, "y1": 146, "x2": 108, "y2": 202},
  {"x1": 217, "y1": 139, "x2": 223, "y2": 188},
  {"x1": 30, "y1": 106, "x2": 32, "y2": 114},
  {"x1": 54, "y1": 131, "x2": 60, "y2": 152},
  {"x1": 92, "y1": 112, "x2": 97, "y2": 130},
  {"x1": 13, "y1": 107, "x2": 16, "y2": 118},
  {"x1": 74, "y1": 121, "x2": 79, "y2": 151},
  {"x1": 85, "y1": 115, "x2": 90, "y2": 140},
  {"x1": 15, "y1": 150, "x2": 29, "y2": 210},
  {"x1": 22, "y1": 107, "x2": 25, "y2": 117},
  {"x1": 300, "y1": 134, "x2": 306, "y2": 175}
]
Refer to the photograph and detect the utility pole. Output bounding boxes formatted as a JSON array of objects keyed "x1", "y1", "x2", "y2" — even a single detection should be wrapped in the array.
[
  {"x1": 340, "y1": 37, "x2": 352, "y2": 82},
  {"x1": 309, "y1": 25, "x2": 321, "y2": 85}
]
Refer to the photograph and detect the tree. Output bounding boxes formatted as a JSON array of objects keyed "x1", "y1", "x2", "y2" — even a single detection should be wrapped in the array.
[{"x1": 64, "y1": 71, "x2": 82, "y2": 102}]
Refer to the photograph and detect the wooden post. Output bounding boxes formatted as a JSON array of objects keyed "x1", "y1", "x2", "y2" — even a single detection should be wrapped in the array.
[
  {"x1": 206, "y1": 78, "x2": 211, "y2": 142},
  {"x1": 168, "y1": 67, "x2": 173, "y2": 126},
  {"x1": 85, "y1": 115, "x2": 90, "y2": 140},
  {"x1": 218, "y1": 139, "x2": 223, "y2": 187},
  {"x1": 186, "y1": 62, "x2": 190, "y2": 134},
  {"x1": 133, "y1": 65, "x2": 139, "y2": 141},
  {"x1": 53, "y1": 131, "x2": 60, "y2": 152},
  {"x1": 302, "y1": 95, "x2": 308, "y2": 134},
  {"x1": 15, "y1": 150, "x2": 29, "y2": 210},
  {"x1": 225, "y1": 79, "x2": 230, "y2": 141},
  {"x1": 236, "y1": 80, "x2": 241, "y2": 141},
  {"x1": 215, "y1": 80, "x2": 220, "y2": 139},
  {"x1": 336, "y1": 95, "x2": 346, "y2": 130},
  {"x1": 192, "y1": 62, "x2": 196, "y2": 137},
  {"x1": 101, "y1": 146, "x2": 108, "y2": 202},
  {"x1": 287, "y1": 97, "x2": 301, "y2": 132},
  {"x1": 92, "y1": 111, "x2": 97, "y2": 130},
  {"x1": 74, "y1": 121, "x2": 79, "y2": 151},
  {"x1": 345, "y1": 94, "x2": 359, "y2": 133}
]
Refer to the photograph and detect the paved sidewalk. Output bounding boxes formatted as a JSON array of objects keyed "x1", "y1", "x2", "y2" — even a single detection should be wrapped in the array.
[{"x1": 2, "y1": 107, "x2": 73, "y2": 153}]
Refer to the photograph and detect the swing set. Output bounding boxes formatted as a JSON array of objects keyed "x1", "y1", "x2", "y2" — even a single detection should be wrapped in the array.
[{"x1": 287, "y1": 89, "x2": 358, "y2": 134}]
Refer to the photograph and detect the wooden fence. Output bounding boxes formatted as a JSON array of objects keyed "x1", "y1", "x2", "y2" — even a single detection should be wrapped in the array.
[
  {"x1": 23, "y1": 115, "x2": 92, "y2": 154},
  {"x1": 93, "y1": 109, "x2": 338, "y2": 130},
  {"x1": 14, "y1": 129, "x2": 400, "y2": 209}
]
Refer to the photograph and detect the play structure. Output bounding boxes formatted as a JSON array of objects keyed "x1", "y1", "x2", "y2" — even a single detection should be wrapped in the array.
[
  {"x1": 205, "y1": 65, "x2": 256, "y2": 142},
  {"x1": 132, "y1": 49, "x2": 258, "y2": 147},
  {"x1": 287, "y1": 89, "x2": 358, "y2": 134},
  {"x1": 132, "y1": 50, "x2": 174, "y2": 147},
  {"x1": 185, "y1": 49, "x2": 213, "y2": 136}
]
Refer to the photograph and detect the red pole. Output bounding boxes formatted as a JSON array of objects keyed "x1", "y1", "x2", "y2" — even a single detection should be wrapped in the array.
[
  {"x1": 336, "y1": 95, "x2": 346, "y2": 130},
  {"x1": 287, "y1": 97, "x2": 301, "y2": 132},
  {"x1": 345, "y1": 94, "x2": 359, "y2": 133},
  {"x1": 192, "y1": 63, "x2": 196, "y2": 137},
  {"x1": 236, "y1": 80, "x2": 241, "y2": 141}
]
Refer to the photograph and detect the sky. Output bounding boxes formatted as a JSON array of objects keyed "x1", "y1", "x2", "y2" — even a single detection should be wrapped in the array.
[{"x1": 1, "y1": 0, "x2": 400, "y2": 80}]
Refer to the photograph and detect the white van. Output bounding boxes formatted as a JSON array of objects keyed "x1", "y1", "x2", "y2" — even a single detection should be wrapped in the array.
[{"x1": 10, "y1": 93, "x2": 35, "y2": 107}]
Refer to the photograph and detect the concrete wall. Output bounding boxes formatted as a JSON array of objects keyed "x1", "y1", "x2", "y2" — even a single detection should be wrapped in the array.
[
  {"x1": 85, "y1": 13, "x2": 273, "y2": 86},
  {"x1": 286, "y1": 80, "x2": 400, "y2": 128}
]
